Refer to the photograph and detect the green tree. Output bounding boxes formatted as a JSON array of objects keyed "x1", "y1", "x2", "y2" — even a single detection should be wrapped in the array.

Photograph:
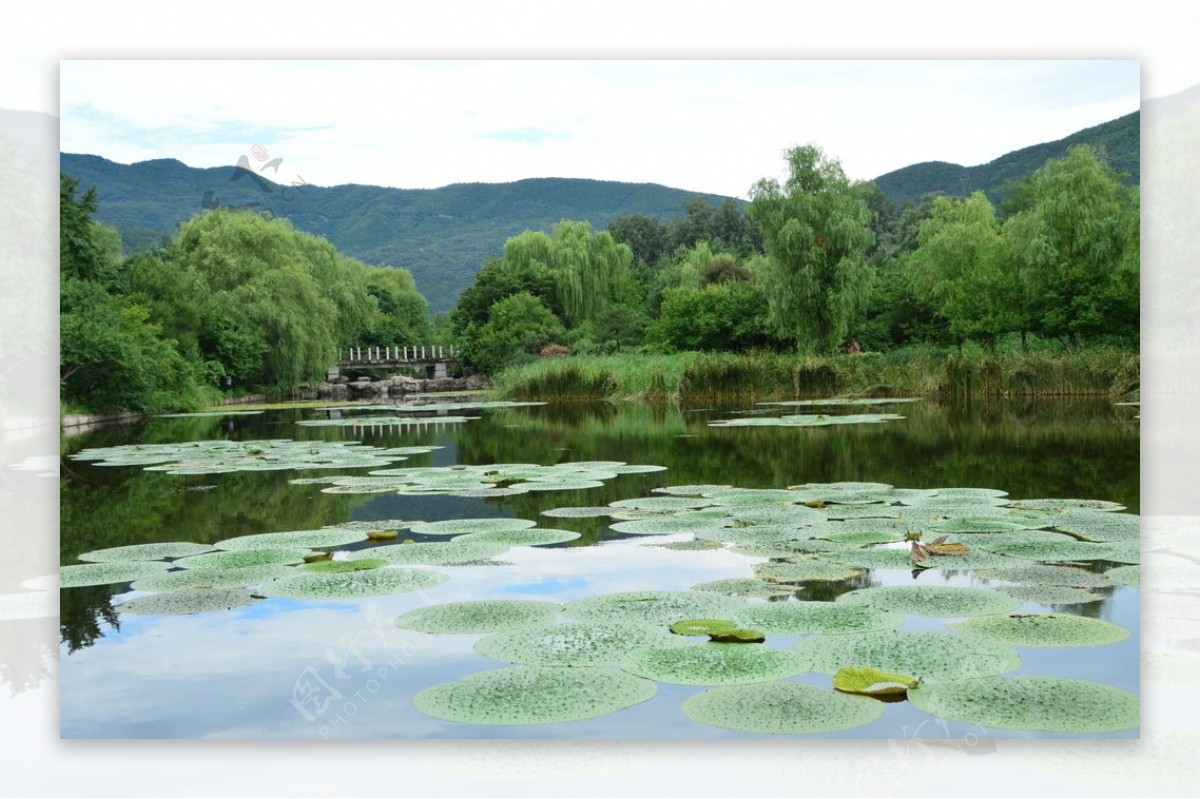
[
  {"x1": 461, "y1": 292, "x2": 565, "y2": 375},
  {"x1": 748, "y1": 145, "x2": 876, "y2": 352},
  {"x1": 648, "y1": 283, "x2": 771, "y2": 352},
  {"x1": 906, "y1": 192, "x2": 1018, "y2": 351},
  {"x1": 1002, "y1": 145, "x2": 1139, "y2": 344}
]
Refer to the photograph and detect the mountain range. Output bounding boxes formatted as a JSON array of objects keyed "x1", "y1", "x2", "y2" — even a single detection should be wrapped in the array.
[{"x1": 55, "y1": 97, "x2": 1156, "y2": 313}]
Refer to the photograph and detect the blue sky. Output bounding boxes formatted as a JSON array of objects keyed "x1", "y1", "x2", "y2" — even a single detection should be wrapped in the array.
[{"x1": 59, "y1": 60, "x2": 1140, "y2": 199}]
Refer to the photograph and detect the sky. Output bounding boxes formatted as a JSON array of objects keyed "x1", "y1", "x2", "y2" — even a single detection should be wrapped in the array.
[{"x1": 59, "y1": 59, "x2": 1141, "y2": 199}]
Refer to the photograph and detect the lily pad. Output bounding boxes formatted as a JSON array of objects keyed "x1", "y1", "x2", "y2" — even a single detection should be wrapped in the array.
[
  {"x1": 951, "y1": 613, "x2": 1130, "y2": 647},
  {"x1": 929, "y1": 517, "x2": 1051, "y2": 534},
  {"x1": 60, "y1": 561, "x2": 172, "y2": 588},
  {"x1": 130, "y1": 565, "x2": 297, "y2": 592},
  {"x1": 407, "y1": 518, "x2": 538, "y2": 537},
  {"x1": 609, "y1": 516, "x2": 725, "y2": 535},
  {"x1": 762, "y1": 398, "x2": 920, "y2": 407},
  {"x1": 975, "y1": 564, "x2": 1116, "y2": 588},
  {"x1": 682, "y1": 682, "x2": 885, "y2": 734},
  {"x1": 395, "y1": 599, "x2": 562, "y2": 634},
  {"x1": 690, "y1": 578, "x2": 797, "y2": 599},
  {"x1": 413, "y1": 667, "x2": 657, "y2": 725},
  {"x1": 835, "y1": 585, "x2": 1021, "y2": 617},
  {"x1": 346, "y1": 541, "x2": 509, "y2": 566},
  {"x1": 174, "y1": 548, "x2": 313, "y2": 569},
  {"x1": 214, "y1": 528, "x2": 370, "y2": 551},
  {"x1": 651, "y1": 539, "x2": 727, "y2": 551},
  {"x1": 733, "y1": 602, "x2": 903, "y2": 636},
  {"x1": 702, "y1": 488, "x2": 804, "y2": 506},
  {"x1": 620, "y1": 642, "x2": 809, "y2": 685},
  {"x1": 1046, "y1": 512, "x2": 1140, "y2": 543},
  {"x1": 1005, "y1": 498, "x2": 1127, "y2": 513},
  {"x1": 754, "y1": 560, "x2": 863, "y2": 583},
  {"x1": 815, "y1": 528, "x2": 903, "y2": 547},
  {"x1": 476, "y1": 621, "x2": 691, "y2": 667},
  {"x1": 300, "y1": 558, "x2": 389, "y2": 573},
  {"x1": 652, "y1": 484, "x2": 733, "y2": 496},
  {"x1": 540, "y1": 506, "x2": 619, "y2": 519},
  {"x1": 794, "y1": 629, "x2": 1022, "y2": 681},
  {"x1": 833, "y1": 666, "x2": 919, "y2": 698},
  {"x1": 907, "y1": 677, "x2": 1139, "y2": 732},
  {"x1": 262, "y1": 567, "x2": 447, "y2": 599},
  {"x1": 696, "y1": 525, "x2": 815, "y2": 545},
  {"x1": 998, "y1": 585, "x2": 1104, "y2": 605},
  {"x1": 669, "y1": 619, "x2": 737, "y2": 636},
  {"x1": 730, "y1": 539, "x2": 845, "y2": 557},
  {"x1": 77, "y1": 542, "x2": 216, "y2": 563},
  {"x1": 452, "y1": 529, "x2": 581, "y2": 547},
  {"x1": 609, "y1": 496, "x2": 714, "y2": 512},
  {"x1": 116, "y1": 588, "x2": 263, "y2": 615},
  {"x1": 1105, "y1": 565, "x2": 1140, "y2": 588},
  {"x1": 709, "y1": 628, "x2": 767, "y2": 643},
  {"x1": 981, "y1": 538, "x2": 1117, "y2": 562},
  {"x1": 564, "y1": 590, "x2": 747, "y2": 627}
]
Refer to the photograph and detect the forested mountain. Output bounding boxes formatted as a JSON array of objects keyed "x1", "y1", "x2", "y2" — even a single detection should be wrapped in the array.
[
  {"x1": 58, "y1": 153, "x2": 735, "y2": 312},
  {"x1": 873, "y1": 109, "x2": 1139, "y2": 206},
  {"x1": 61, "y1": 105, "x2": 1142, "y2": 312}
]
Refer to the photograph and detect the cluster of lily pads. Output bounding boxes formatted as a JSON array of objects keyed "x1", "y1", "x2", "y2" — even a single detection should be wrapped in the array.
[
  {"x1": 66, "y1": 439, "x2": 432, "y2": 475},
  {"x1": 58, "y1": 516, "x2": 588, "y2": 610},
  {"x1": 312, "y1": 401, "x2": 547, "y2": 413},
  {"x1": 288, "y1": 461, "x2": 667, "y2": 497},
  {"x1": 709, "y1": 397, "x2": 918, "y2": 428},
  {"x1": 397, "y1": 582, "x2": 1138, "y2": 734}
]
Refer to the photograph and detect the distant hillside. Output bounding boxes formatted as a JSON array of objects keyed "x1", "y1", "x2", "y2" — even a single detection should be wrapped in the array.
[
  {"x1": 59, "y1": 153, "x2": 736, "y2": 312},
  {"x1": 872, "y1": 110, "x2": 1140, "y2": 207}
]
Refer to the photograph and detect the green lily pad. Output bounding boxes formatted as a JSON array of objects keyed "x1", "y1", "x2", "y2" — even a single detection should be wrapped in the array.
[
  {"x1": 608, "y1": 496, "x2": 714, "y2": 512},
  {"x1": 697, "y1": 525, "x2": 815, "y2": 545},
  {"x1": 794, "y1": 629, "x2": 1022, "y2": 681},
  {"x1": 734, "y1": 602, "x2": 903, "y2": 636},
  {"x1": 609, "y1": 516, "x2": 726, "y2": 535},
  {"x1": 951, "y1": 612, "x2": 1130, "y2": 647},
  {"x1": 929, "y1": 517, "x2": 1051, "y2": 534},
  {"x1": 730, "y1": 539, "x2": 845, "y2": 557},
  {"x1": 652, "y1": 484, "x2": 733, "y2": 496},
  {"x1": 833, "y1": 666, "x2": 919, "y2": 697},
  {"x1": 395, "y1": 599, "x2": 562, "y2": 634},
  {"x1": 346, "y1": 541, "x2": 510, "y2": 566},
  {"x1": 413, "y1": 667, "x2": 657, "y2": 725},
  {"x1": 1103, "y1": 541, "x2": 1141, "y2": 564},
  {"x1": 1045, "y1": 512, "x2": 1140, "y2": 543},
  {"x1": 475, "y1": 621, "x2": 690, "y2": 667},
  {"x1": 77, "y1": 542, "x2": 216, "y2": 563},
  {"x1": 669, "y1": 619, "x2": 737, "y2": 636},
  {"x1": 754, "y1": 560, "x2": 863, "y2": 583},
  {"x1": 214, "y1": 528, "x2": 370, "y2": 551},
  {"x1": 998, "y1": 585, "x2": 1105, "y2": 605},
  {"x1": 407, "y1": 518, "x2": 538, "y2": 536},
  {"x1": 682, "y1": 682, "x2": 885, "y2": 734},
  {"x1": 262, "y1": 567, "x2": 447, "y2": 599},
  {"x1": 130, "y1": 565, "x2": 297, "y2": 592},
  {"x1": 174, "y1": 548, "x2": 313, "y2": 569},
  {"x1": 690, "y1": 578, "x2": 797, "y2": 599},
  {"x1": 564, "y1": 590, "x2": 747, "y2": 627},
  {"x1": 702, "y1": 488, "x2": 804, "y2": 506},
  {"x1": 815, "y1": 528, "x2": 902, "y2": 547},
  {"x1": 762, "y1": 397, "x2": 919, "y2": 407},
  {"x1": 651, "y1": 539, "x2": 727, "y2": 551},
  {"x1": 975, "y1": 564, "x2": 1116, "y2": 588},
  {"x1": 540, "y1": 506, "x2": 619, "y2": 519},
  {"x1": 116, "y1": 588, "x2": 263, "y2": 615},
  {"x1": 620, "y1": 642, "x2": 809, "y2": 685},
  {"x1": 709, "y1": 628, "x2": 767, "y2": 643},
  {"x1": 709, "y1": 412, "x2": 905, "y2": 428},
  {"x1": 60, "y1": 561, "x2": 172, "y2": 588},
  {"x1": 1005, "y1": 498, "x2": 1127, "y2": 513},
  {"x1": 452, "y1": 529, "x2": 581, "y2": 547},
  {"x1": 721, "y1": 505, "x2": 828, "y2": 526},
  {"x1": 907, "y1": 677, "x2": 1139, "y2": 732},
  {"x1": 835, "y1": 585, "x2": 1021, "y2": 617},
  {"x1": 1105, "y1": 565, "x2": 1140, "y2": 587},
  {"x1": 300, "y1": 558, "x2": 389, "y2": 573},
  {"x1": 981, "y1": 538, "x2": 1117, "y2": 562}
]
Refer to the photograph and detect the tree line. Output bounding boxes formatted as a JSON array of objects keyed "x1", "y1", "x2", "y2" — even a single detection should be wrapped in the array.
[
  {"x1": 61, "y1": 174, "x2": 432, "y2": 413},
  {"x1": 451, "y1": 143, "x2": 1139, "y2": 373}
]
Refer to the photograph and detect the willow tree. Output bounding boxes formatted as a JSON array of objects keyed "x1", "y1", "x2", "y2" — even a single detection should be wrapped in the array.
[
  {"x1": 748, "y1": 145, "x2": 875, "y2": 352},
  {"x1": 907, "y1": 192, "x2": 1018, "y2": 351},
  {"x1": 501, "y1": 221, "x2": 634, "y2": 328}
]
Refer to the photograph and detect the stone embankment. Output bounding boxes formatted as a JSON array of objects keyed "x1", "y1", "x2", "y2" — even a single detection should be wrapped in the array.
[{"x1": 317, "y1": 374, "x2": 488, "y2": 401}]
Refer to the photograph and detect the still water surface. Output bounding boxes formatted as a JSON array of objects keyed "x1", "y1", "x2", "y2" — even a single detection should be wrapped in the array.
[{"x1": 58, "y1": 398, "x2": 1139, "y2": 739}]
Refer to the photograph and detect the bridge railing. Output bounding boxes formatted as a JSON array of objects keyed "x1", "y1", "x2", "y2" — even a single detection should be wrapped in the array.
[{"x1": 341, "y1": 345, "x2": 460, "y2": 364}]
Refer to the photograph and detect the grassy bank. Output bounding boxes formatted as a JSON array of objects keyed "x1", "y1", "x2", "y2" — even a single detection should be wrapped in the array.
[{"x1": 492, "y1": 345, "x2": 1140, "y2": 403}]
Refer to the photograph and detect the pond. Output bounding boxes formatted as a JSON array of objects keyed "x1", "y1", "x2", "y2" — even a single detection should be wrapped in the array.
[{"x1": 58, "y1": 396, "x2": 1140, "y2": 739}]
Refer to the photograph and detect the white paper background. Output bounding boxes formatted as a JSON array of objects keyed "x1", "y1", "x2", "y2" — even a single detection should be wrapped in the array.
[{"x1": 2, "y1": 2, "x2": 1198, "y2": 795}]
